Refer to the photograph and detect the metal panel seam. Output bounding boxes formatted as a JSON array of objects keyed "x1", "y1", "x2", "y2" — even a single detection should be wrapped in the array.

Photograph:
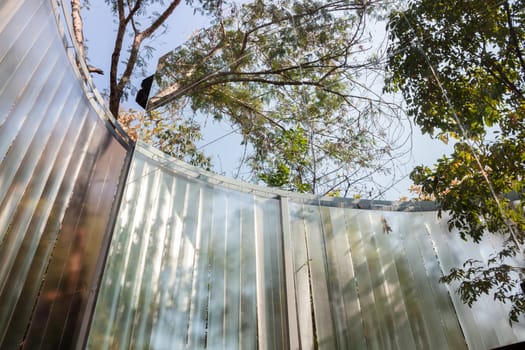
[
  {"x1": 75, "y1": 143, "x2": 135, "y2": 350},
  {"x1": 280, "y1": 196, "x2": 300, "y2": 350}
]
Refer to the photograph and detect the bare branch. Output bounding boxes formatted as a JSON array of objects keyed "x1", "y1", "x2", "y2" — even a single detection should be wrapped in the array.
[
  {"x1": 70, "y1": 0, "x2": 85, "y2": 60},
  {"x1": 109, "y1": 0, "x2": 130, "y2": 115}
]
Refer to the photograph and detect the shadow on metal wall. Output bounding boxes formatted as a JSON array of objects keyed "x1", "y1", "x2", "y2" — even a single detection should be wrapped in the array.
[{"x1": 0, "y1": 0, "x2": 132, "y2": 348}]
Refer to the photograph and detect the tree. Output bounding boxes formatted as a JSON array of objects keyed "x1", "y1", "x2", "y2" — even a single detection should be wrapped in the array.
[
  {"x1": 385, "y1": 0, "x2": 525, "y2": 322},
  {"x1": 104, "y1": 0, "x2": 182, "y2": 116},
  {"x1": 70, "y1": 0, "x2": 184, "y2": 111},
  {"x1": 71, "y1": 0, "x2": 103, "y2": 74},
  {"x1": 71, "y1": 0, "x2": 219, "y2": 168},
  {"x1": 75, "y1": 0, "x2": 408, "y2": 196},
  {"x1": 118, "y1": 108, "x2": 212, "y2": 168},
  {"x1": 141, "y1": 0, "x2": 407, "y2": 195}
]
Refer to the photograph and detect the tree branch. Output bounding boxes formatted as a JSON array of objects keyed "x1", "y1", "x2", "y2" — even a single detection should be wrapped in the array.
[
  {"x1": 126, "y1": 0, "x2": 142, "y2": 34},
  {"x1": 141, "y1": 0, "x2": 181, "y2": 39},
  {"x1": 109, "y1": 0, "x2": 130, "y2": 115},
  {"x1": 483, "y1": 57, "x2": 525, "y2": 102},
  {"x1": 70, "y1": 0, "x2": 85, "y2": 60},
  {"x1": 110, "y1": 0, "x2": 181, "y2": 116},
  {"x1": 197, "y1": 75, "x2": 373, "y2": 107}
]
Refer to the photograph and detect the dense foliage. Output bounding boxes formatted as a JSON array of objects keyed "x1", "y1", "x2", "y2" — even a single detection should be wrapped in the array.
[{"x1": 386, "y1": 0, "x2": 525, "y2": 322}]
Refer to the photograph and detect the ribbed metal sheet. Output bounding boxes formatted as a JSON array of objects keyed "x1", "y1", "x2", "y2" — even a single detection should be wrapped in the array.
[
  {"x1": 0, "y1": 0, "x2": 130, "y2": 348},
  {"x1": 88, "y1": 145, "x2": 287, "y2": 349},
  {"x1": 429, "y1": 219, "x2": 525, "y2": 349},
  {"x1": 85, "y1": 142, "x2": 473, "y2": 349}
]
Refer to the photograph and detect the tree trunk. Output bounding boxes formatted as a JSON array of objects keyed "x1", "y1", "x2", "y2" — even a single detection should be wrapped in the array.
[
  {"x1": 71, "y1": 0, "x2": 104, "y2": 75},
  {"x1": 71, "y1": 0, "x2": 85, "y2": 60},
  {"x1": 108, "y1": 0, "x2": 181, "y2": 117}
]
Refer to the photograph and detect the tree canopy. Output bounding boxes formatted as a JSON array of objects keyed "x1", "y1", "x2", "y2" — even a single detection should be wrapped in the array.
[
  {"x1": 124, "y1": 0, "x2": 408, "y2": 196},
  {"x1": 386, "y1": 0, "x2": 525, "y2": 322},
  {"x1": 73, "y1": 0, "x2": 410, "y2": 196}
]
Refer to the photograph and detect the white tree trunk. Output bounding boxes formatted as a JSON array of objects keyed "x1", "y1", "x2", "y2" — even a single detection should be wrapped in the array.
[{"x1": 70, "y1": 0, "x2": 85, "y2": 60}]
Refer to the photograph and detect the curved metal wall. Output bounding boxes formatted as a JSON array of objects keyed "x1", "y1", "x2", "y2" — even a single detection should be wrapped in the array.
[
  {"x1": 2, "y1": 0, "x2": 525, "y2": 349},
  {"x1": 86, "y1": 142, "x2": 524, "y2": 350},
  {"x1": 0, "y1": 0, "x2": 131, "y2": 348}
]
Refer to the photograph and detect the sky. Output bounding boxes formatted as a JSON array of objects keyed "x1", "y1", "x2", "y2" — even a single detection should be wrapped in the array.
[{"x1": 81, "y1": 1, "x2": 453, "y2": 200}]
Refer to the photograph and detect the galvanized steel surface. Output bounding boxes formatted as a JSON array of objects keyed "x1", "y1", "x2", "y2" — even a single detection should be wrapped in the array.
[
  {"x1": 87, "y1": 143, "x2": 470, "y2": 350},
  {"x1": 430, "y1": 220, "x2": 525, "y2": 349},
  {"x1": 87, "y1": 142, "x2": 525, "y2": 349},
  {"x1": 0, "y1": 0, "x2": 130, "y2": 348},
  {"x1": 87, "y1": 147, "x2": 286, "y2": 349}
]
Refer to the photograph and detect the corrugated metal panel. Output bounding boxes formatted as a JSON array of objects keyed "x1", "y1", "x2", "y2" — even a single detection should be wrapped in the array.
[
  {"x1": 0, "y1": 0, "x2": 131, "y2": 348},
  {"x1": 88, "y1": 142, "x2": 525, "y2": 349},
  {"x1": 287, "y1": 205, "x2": 467, "y2": 349},
  {"x1": 88, "y1": 147, "x2": 287, "y2": 349},
  {"x1": 429, "y1": 218, "x2": 525, "y2": 349}
]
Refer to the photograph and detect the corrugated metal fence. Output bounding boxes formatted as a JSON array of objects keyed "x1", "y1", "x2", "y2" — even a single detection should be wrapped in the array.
[
  {"x1": 0, "y1": 0, "x2": 131, "y2": 348},
  {"x1": 86, "y1": 144, "x2": 469, "y2": 350},
  {"x1": 1, "y1": 0, "x2": 525, "y2": 349}
]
